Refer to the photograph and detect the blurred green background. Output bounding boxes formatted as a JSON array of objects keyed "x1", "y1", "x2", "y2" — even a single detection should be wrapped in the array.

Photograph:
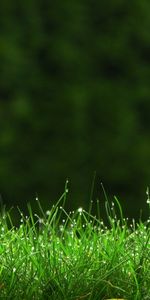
[{"x1": 0, "y1": 1, "x2": 150, "y2": 222}]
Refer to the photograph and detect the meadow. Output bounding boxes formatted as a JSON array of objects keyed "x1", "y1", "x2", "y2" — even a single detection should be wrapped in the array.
[{"x1": 0, "y1": 182, "x2": 150, "y2": 299}]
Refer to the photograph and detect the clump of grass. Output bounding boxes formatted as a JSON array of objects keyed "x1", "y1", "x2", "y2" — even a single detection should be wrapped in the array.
[{"x1": 0, "y1": 183, "x2": 150, "y2": 299}]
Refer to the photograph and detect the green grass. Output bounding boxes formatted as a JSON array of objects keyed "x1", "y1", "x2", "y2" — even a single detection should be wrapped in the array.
[{"x1": 0, "y1": 184, "x2": 150, "y2": 299}]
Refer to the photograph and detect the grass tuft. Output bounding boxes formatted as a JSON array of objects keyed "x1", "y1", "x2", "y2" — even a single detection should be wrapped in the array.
[{"x1": 0, "y1": 183, "x2": 150, "y2": 299}]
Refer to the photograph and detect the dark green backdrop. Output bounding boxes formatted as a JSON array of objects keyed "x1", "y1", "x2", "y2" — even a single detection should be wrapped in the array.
[{"x1": 0, "y1": 1, "x2": 150, "y2": 222}]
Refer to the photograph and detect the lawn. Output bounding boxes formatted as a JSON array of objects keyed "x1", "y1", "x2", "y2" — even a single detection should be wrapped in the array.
[{"x1": 0, "y1": 183, "x2": 150, "y2": 299}]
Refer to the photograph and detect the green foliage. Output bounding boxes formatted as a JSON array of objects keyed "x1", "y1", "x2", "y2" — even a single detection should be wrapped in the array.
[
  {"x1": 0, "y1": 191, "x2": 150, "y2": 299},
  {"x1": 0, "y1": 1, "x2": 150, "y2": 219}
]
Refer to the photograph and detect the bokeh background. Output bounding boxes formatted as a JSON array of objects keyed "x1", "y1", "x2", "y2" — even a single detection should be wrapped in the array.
[{"x1": 0, "y1": 1, "x2": 150, "y2": 223}]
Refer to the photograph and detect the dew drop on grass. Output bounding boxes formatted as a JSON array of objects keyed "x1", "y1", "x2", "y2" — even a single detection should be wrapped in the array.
[{"x1": 46, "y1": 210, "x2": 50, "y2": 216}]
